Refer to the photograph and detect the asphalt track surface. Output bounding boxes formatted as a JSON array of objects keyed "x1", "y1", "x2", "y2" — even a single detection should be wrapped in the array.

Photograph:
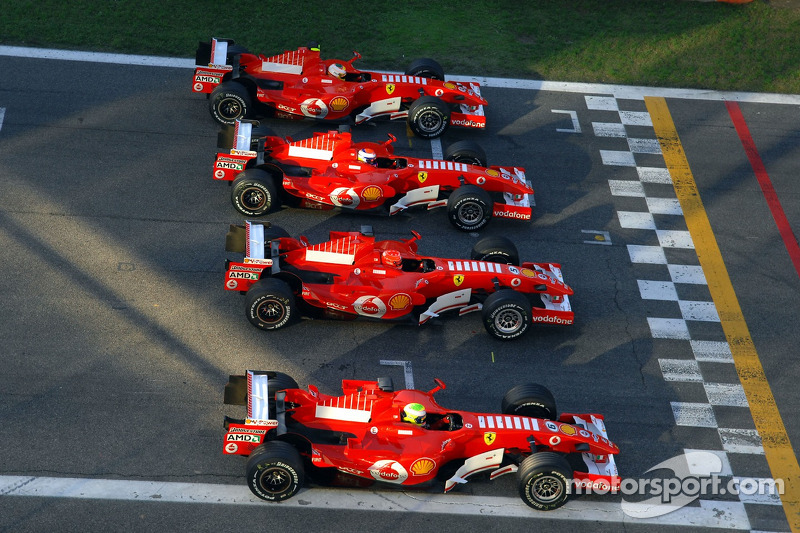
[{"x1": 0, "y1": 47, "x2": 798, "y2": 533}]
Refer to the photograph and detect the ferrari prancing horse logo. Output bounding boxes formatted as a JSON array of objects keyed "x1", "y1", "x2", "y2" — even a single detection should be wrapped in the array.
[
  {"x1": 453, "y1": 274, "x2": 464, "y2": 286},
  {"x1": 417, "y1": 171, "x2": 428, "y2": 184},
  {"x1": 386, "y1": 83, "x2": 395, "y2": 95},
  {"x1": 484, "y1": 432, "x2": 496, "y2": 445}
]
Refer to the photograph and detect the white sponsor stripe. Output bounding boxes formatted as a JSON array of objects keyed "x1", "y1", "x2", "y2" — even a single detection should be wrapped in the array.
[
  {"x1": 315, "y1": 405, "x2": 372, "y2": 422},
  {"x1": 486, "y1": 416, "x2": 494, "y2": 429},
  {"x1": 514, "y1": 417, "x2": 522, "y2": 430},
  {"x1": 496, "y1": 416, "x2": 504, "y2": 429},
  {"x1": 479, "y1": 262, "x2": 486, "y2": 272},
  {"x1": 463, "y1": 262, "x2": 471, "y2": 272},
  {"x1": 448, "y1": 261, "x2": 455, "y2": 270},
  {"x1": 522, "y1": 418, "x2": 530, "y2": 431},
  {"x1": 0, "y1": 476, "x2": 751, "y2": 528},
  {"x1": 478, "y1": 416, "x2": 485, "y2": 428}
]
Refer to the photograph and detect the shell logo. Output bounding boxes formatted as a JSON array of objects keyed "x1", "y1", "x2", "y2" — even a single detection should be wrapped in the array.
[
  {"x1": 444, "y1": 82, "x2": 456, "y2": 90},
  {"x1": 560, "y1": 424, "x2": 577, "y2": 436},
  {"x1": 361, "y1": 185, "x2": 383, "y2": 202},
  {"x1": 521, "y1": 268, "x2": 537, "y2": 278},
  {"x1": 418, "y1": 171, "x2": 428, "y2": 184},
  {"x1": 410, "y1": 458, "x2": 436, "y2": 476},
  {"x1": 386, "y1": 83, "x2": 395, "y2": 95},
  {"x1": 330, "y1": 96, "x2": 349, "y2": 112},
  {"x1": 486, "y1": 169, "x2": 500, "y2": 177},
  {"x1": 388, "y1": 293, "x2": 412, "y2": 311}
]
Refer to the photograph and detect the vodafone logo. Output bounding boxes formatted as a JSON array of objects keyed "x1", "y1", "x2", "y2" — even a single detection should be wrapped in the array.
[
  {"x1": 493, "y1": 209, "x2": 531, "y2": 220},
  {"x1": 330, "y1": 187, "x2": 360, "y2": 208},
  {"x1": 353, "y1": 296, "x2": 386, "y2": 318},
  {"x1": 301, "y1": 98, "x2": 329, "y2": 118},
  {"x1": 224, "y1": 442, "x2": 238, "y2": 453},
  {"x1": 532, "y1": 315, "x2": 573, "y2": 325},
  {"x1": 451, "y1": 119, "x2": 486, "y2": 128},
  {"x1": 369, "y1": 460, "x2": 408, "y2": 484}
]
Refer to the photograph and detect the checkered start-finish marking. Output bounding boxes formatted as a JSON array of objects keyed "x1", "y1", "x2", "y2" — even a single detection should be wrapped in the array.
[{"x1": 586, "y1": 96, "x2": 785, "y2": 517}]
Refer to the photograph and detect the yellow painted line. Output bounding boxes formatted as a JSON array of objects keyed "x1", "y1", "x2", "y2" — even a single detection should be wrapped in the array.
[{"x1": 645, "y1": 96, "x2": 799, "y2": 532}]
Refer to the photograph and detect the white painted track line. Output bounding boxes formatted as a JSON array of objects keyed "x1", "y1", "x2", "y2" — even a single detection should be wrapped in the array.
[
  {"x1": 0, "y1": 475, "x2": 750, "y2": 528},
  {"x1": 1, "y1": 44, "x2": 799, "y2": 104}
]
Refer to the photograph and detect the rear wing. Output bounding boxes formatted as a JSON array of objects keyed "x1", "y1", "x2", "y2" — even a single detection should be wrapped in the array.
[
  {"x1": 224, "y1": 370, "x2": 274, "y2": 420},
  {"x1": 223, "y1": 370, "x2": 282, "y2": 456},
  {"x1": 225, "y1": 220, "x2": 277, "y2": 263},
  {"x1": 224, "y1": 221, "x2": 281, "y2": 292},
  {"x1": 196, "y1": 37, "x2": 234, "y2": 67}
]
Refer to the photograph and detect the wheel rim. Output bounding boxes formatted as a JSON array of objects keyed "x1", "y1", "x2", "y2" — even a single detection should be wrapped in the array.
[
  {"x1": 531, "y1": 474, "x2": 565, "y2": 504},
  {"x1": 217, "y1": 97, "x2": 244, "y2": 121},
  {"x1": 495, "y1": 307, "x2": 524, "y2": 334},
  {"x1": 239, "y1": 186, "x2": 267, "y2": 210},
  {"x1": 457, "y1": 200, "x2": 485, "y2": 225},
  {"x1": 416, "y1": 109, "x2": 444, "y2": 133},
  {"x1": 256, "y1": 465, "x2": 293, "y2": 496},
  {"x1": 255, "y1": 297, "x2": 287, "y2": 325}
]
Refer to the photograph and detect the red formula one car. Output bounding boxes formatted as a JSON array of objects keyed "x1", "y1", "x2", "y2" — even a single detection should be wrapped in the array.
[
  {"x1": 214, "y1": 121, "x2": 533, "y2": 232},
  {"x1": 193, "y1": 39, "x2": 486, "y2": 138},
  {"x1": 223, "y1": 371, "x2": 620, "y2": 510},
  {"x1": 224, "y1": 221, "x2": 573, "y2": 340}
]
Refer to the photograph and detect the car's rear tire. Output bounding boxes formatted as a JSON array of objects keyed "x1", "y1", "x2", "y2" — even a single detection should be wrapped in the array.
[
  {"x1": 470, "y1": 236, "x2": 520, "y2": 265},
  {"x1": 518, "y1": 452, "x2": 572, "y2": 511},
  {"x1": 246, "y1": 441, "x2": 304, "y2": 502},
  {"x1": 405, "y1": 58, "x2": 445, "y2": 80},
  {"x1": 210, "y1": 81, "x2": 253, "y2": 125},
  {"x1": 407, "y1": 96, "x2": 450, "y2": 139},
  {"x1": 482, "y1": 289, "x2": 531, "y2": 340},
  {"x1": 501, "y1": 383, "x2": 557, "y2": 420},
  {"x1": 245, "y1": 278, "x2": 296, "y2": 330},
  {"x1": 231, "y1": 170, "x2": 278, "y2": 216},
  {"x1": 447, "y1": 184, "x2": 492, "y2": 232},
  {"x1": 444, "y1": 140, "x2": 487, "y2": 167}
]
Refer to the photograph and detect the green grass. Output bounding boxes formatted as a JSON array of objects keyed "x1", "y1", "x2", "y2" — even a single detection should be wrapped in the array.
[{"x1": 2, "y1": 0, "x2": 799, "y2": 93}]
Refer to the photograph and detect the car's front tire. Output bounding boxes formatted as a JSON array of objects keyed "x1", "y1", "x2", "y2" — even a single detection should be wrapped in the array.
[
  {"x1": 444, "y1": 140, "x2": 487, "y2": 167},
  {"x1": 517, "y1": 452, "x2": 572, "y2": 511},
  {"x1": 501, "y1": 383, "x2": 557, "y2": 420},
  {"x1": 231, "y1": 170, "x2": 278, "y2": 216},
  {"x1": 246, "y1": 441, "x2": 304, "y2": 502},
  {"x1": 245, "y1": 278, "x2": 296, "y2": 330},
  {"x1": 482, "y1": 289, "x2": 531, "y2": 340},
  {"x1": 210, "y1": 81, "x2": 253, "y2": 125},
  {"x1": 407, "y1": 96, "x2": 450, "y2": 139},
  {"x1": 447, "y1": 184, "x2": 492, "y2": 232}
]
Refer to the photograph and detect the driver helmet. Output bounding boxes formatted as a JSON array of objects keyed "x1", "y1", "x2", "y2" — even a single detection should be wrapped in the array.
[
  {"x1": 401, "y1": 403, "x2": 427, "y2": 426},
  {"x1": 381, "y1": 249, "x2": 402, "y2": 268},
  {"x1": 328, "y1": 63, "x2": 346, "y2": 80},
  {"x1": 357, "y1": 148, "x2": 377, "y2": 166}
]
